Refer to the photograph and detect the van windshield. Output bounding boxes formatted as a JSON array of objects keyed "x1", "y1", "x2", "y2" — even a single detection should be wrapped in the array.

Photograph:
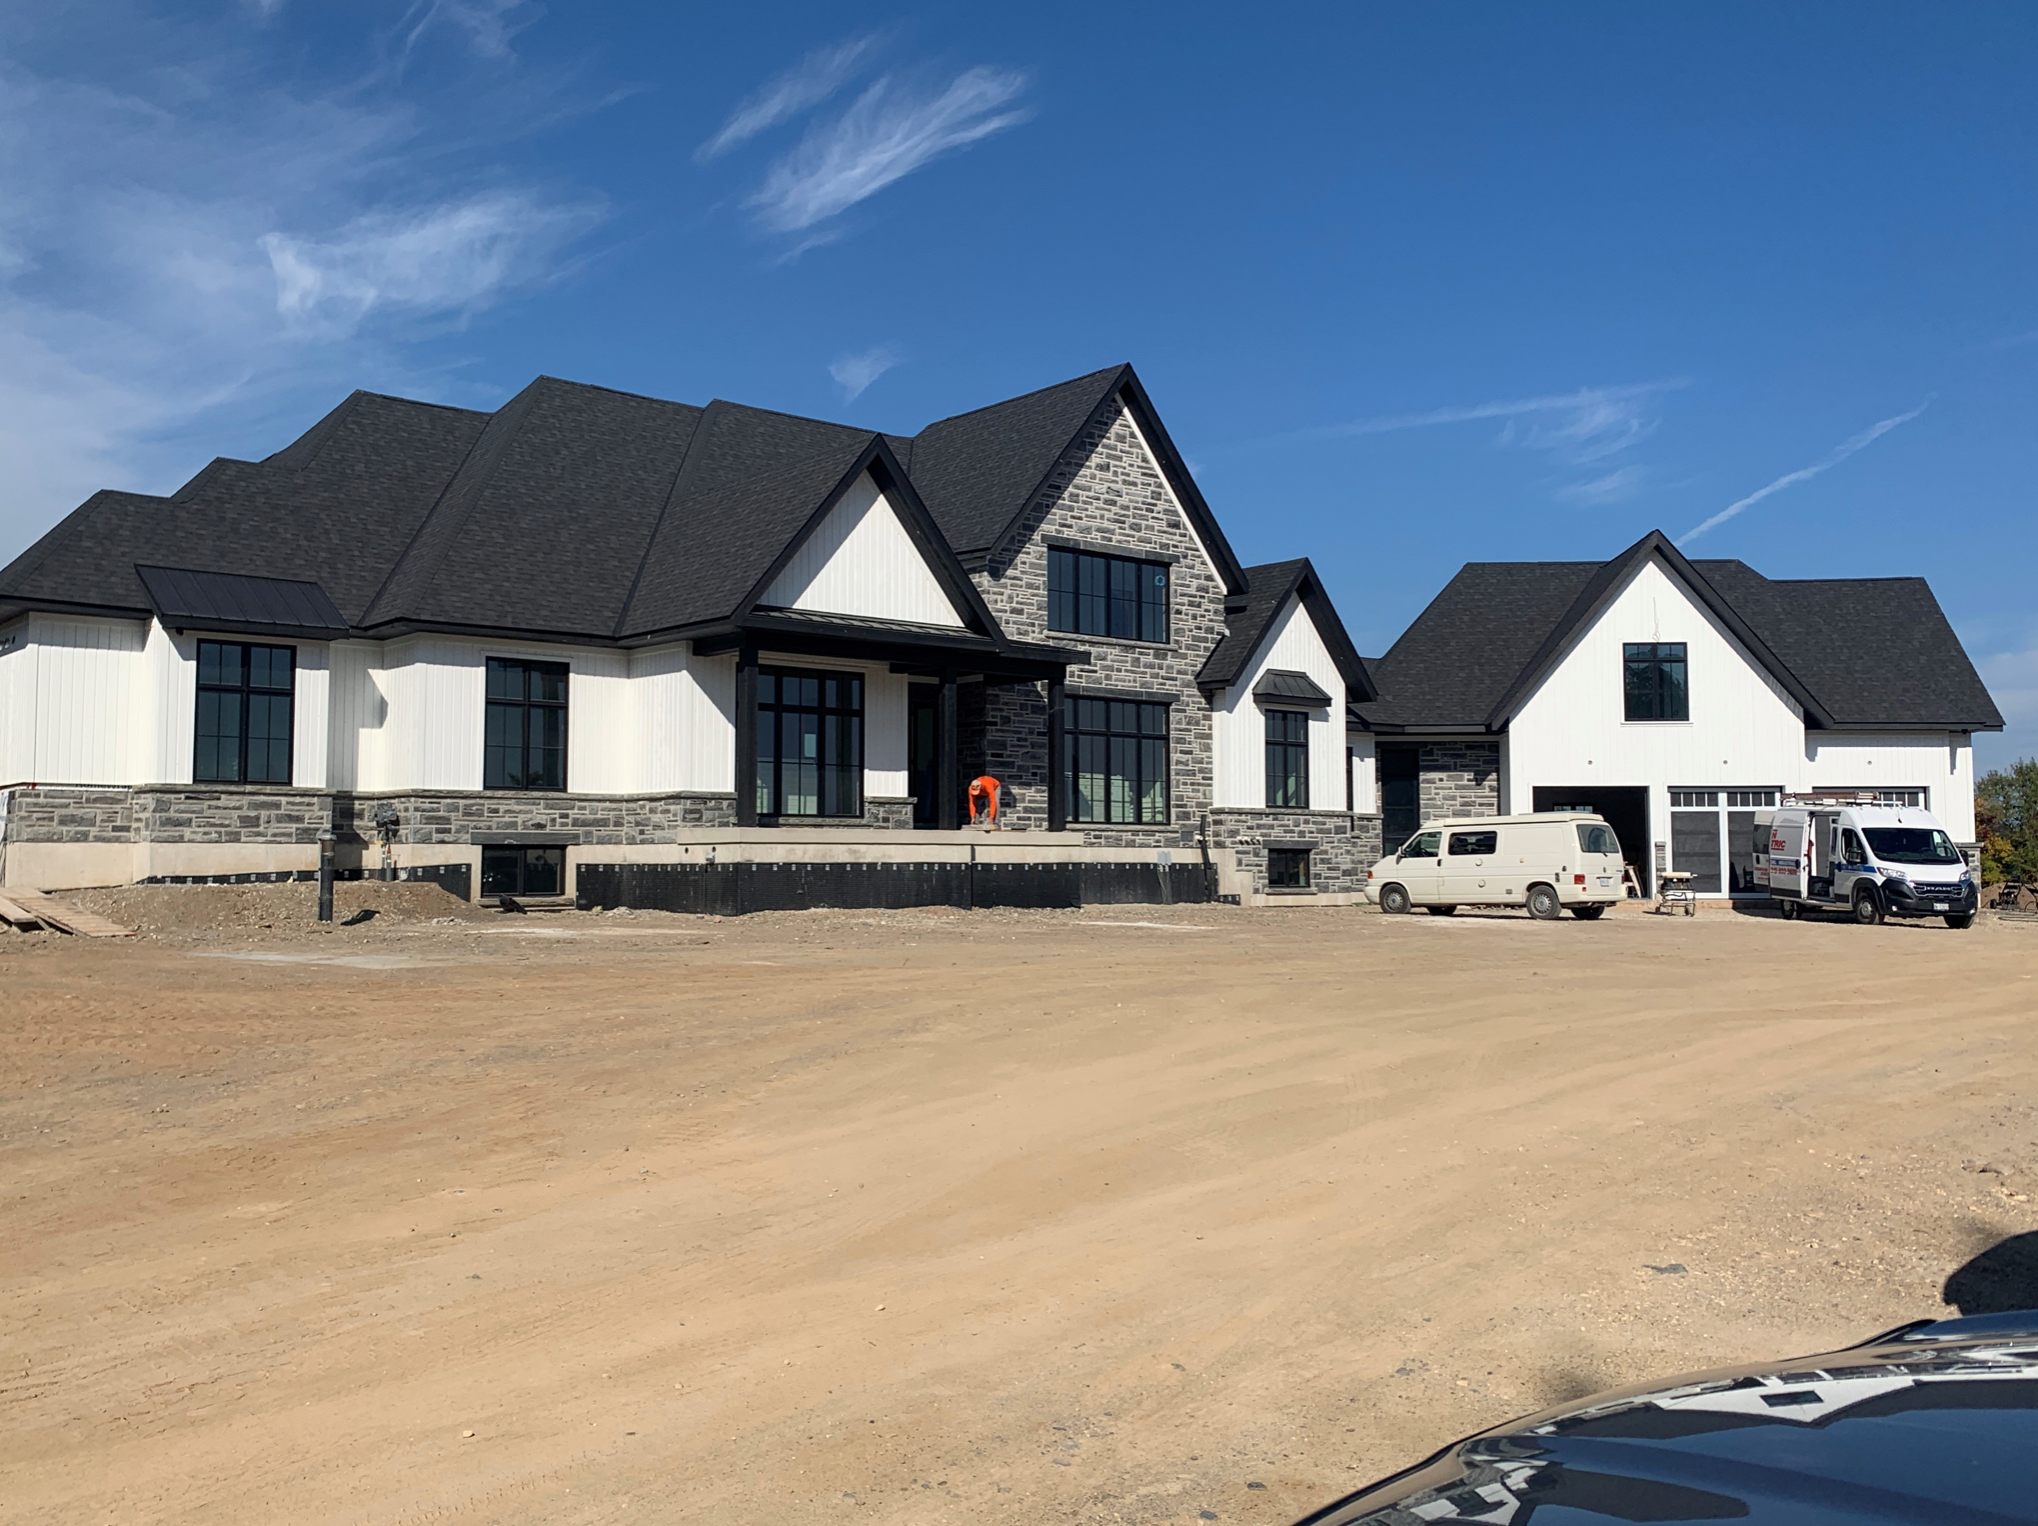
[{"x1": 1863, "y1": 828, "x2": 1961, "y2": 866}]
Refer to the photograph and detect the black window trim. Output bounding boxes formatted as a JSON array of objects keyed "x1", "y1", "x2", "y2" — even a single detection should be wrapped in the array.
[
  {"x1": 1047, "y1": 546, "x2": 1171, "y2": 645},
  {"x1": 484, "y1": 656, "x2": 570, "y2": 793},
  {"x1": 1623, "y1": 641, "x2": 1690, "y2": 723},
  {"x1": 193, "y1": 638, "x2": 296, "y2": 786},
  {"x1": 757, "y1": 663, "x2": 866, "y2": 822},
  {"x1": 1264, "y1": 707, "x2": 1310, "y2": 810},
  {"x1": 1266, "y1": 845, "x2": 1313, "y2": 891},
  {"x1": 1064, "y1": 693, "x2": 1172, "y2": 826}
]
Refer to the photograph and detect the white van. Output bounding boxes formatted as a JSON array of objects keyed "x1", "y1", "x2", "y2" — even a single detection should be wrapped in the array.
[
  {"x1": 1757, "y1": 800, "x2": 1976, "y2": 927},
  {"x1": 1365, "y1": 813, "x2": 1626, "y2": 920}
]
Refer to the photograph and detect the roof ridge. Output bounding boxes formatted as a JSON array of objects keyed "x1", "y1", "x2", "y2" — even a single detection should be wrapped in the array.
[
  {"x1": 522, "y1": 374, "x2": 709, "y2": 410},
  {"x1": 702, "y1": 397, "x2": 878, "y2": 434},
  {"x1": 912, "y1": 364, "x2": 1129, "y2": 433}
]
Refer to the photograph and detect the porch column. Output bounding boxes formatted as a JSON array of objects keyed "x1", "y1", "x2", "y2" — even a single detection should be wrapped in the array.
[
  {"x1": 1046, "y1": 675, "x2": 1067, "y2": 833},
  {"x1": 734, "y1": 644, "x2": 759, "y2": 828},
  {"x1": 936, "y1": 670, "x2": 959, "y2": 831}
]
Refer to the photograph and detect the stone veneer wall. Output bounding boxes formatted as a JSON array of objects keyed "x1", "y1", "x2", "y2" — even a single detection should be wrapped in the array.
[
  {"x1": 964, "y1": 397, "x2": 1229, "y2": 848},
  {"x1": 1208, "y1": 807, "x2": 1382, "y2": 896},
  {"x1": 0, "y1": 786, "x2": 136, "y2": 845},
  {"x1": 1, "y1": 785, "x2": 342, "y2": 846},
  {"x1": 1419, "y1": 742, "x2": 1502, "y2": 821},
  {"x1": 332, "y1": 790, "x2": 739, "y2": 848}
]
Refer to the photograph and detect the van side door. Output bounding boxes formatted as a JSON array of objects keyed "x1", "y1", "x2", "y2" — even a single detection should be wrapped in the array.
[{"x1": 1442, "y1": 827, "x2": 1500, "y2": 905}]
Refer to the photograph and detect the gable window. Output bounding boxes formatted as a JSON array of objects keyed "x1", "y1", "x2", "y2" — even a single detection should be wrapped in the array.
[
  {"x1": 1623, "y1": 642, "x2": 1689, "y2": 721},
  {"x1": 1066, "y1": 696, "x2": 1169, "y2": 824},
  {"x1": 758, "y1": 667, "x2": 863, "y2": 819},
  {"x1": 195, "y1": 640, "x2": 294, "y2": 784},
  {"x1": 1264, "y1": 709, "x2": 1310, "y2": 808},
  {"x1": 485, "y1": 657, "x2": 568, "y2": 790},
  {"x1": 1048, "y1": 548, "x2": 1168, "y2": 643}
]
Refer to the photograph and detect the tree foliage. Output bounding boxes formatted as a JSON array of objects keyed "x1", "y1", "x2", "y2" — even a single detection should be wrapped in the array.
[{"x1": 1978, "y1": 760, "x2": 2038, "y2": 884}]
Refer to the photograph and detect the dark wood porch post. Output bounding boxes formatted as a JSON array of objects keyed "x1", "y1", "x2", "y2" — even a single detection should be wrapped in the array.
[
  {"x1": 936, "y1": 670, "x2": 959, "y2": 831},
  {"x1": 734, "y1": 644, "x2": 759, "y2": 827},
  {"x1": 1046, "y1": 674, "x2": 1067, "y2": 833}
]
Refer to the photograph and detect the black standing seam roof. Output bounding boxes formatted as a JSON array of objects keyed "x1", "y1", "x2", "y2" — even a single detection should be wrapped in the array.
[
  {"x1": 1354, "y1": 530, "x2": 2002, "y2": 733},
  {"x1": 1252, "y1": 669, "x2": 1336, "y2": 706},
  {"x1": 135, "y1": 565, "x2": 350, "y2": 640}
]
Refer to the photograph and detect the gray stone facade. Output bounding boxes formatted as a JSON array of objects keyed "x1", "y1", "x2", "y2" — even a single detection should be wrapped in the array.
[
  {"x1": 1, "y1": 785, "x2": 341, "y2": 846},
  {"x1": 967, "y1": 398, "x2": 1228, "y2": 845},
  {"x1": 0, "y1": 786, "x2": 136, "y2": 844},
  {"x1": 1209, "y1": 807, "x2": 1382, "y2": 896},
  {"x1": 1419, "y1": 741, "x2": 1502, "y2": 821},
  {"x1": 332, "y1": 790, "x2": 737, "y2": 848}
]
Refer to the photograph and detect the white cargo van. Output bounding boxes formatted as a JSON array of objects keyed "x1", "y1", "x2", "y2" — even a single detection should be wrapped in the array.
[
  {"x1": 1365, "y1": 812, "x2": 1626, "y2": 920},
  {"x1": 1755, "y1": 798, "x2": 1976, "y2": 927}
]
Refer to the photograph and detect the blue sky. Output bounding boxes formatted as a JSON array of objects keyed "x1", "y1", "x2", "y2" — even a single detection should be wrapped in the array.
[{"x1": 5, "y1": 2, "x2": 2035, "y2": 766}]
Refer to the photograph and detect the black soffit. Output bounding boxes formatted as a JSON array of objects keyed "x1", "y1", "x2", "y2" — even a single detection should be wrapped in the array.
[
  {"x1": 1253, "y1": 668, "x2": 1335, "y2": 706},
  {"x1": 135, "y1": 564, "x2": 351, "y2": 641}
]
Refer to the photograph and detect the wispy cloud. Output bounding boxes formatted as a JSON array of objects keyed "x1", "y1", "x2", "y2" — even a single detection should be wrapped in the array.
[
  {"x1": 1677, "y1": 401, "x2": 1931, "y2": 546},
  {"x1": 401, "y1": 0, "x2": 535, "y2": 59},
  {"x1": 1980, "y1": 327, "x2": 2038, "y2": 352},
  {"x1": 696, "y1": 35, "x2": 876, "y2": 162},
  {"x1": 0, "y1": 9, "x2": 601, "y2": 561},
  {"x1": 745, "y1": 67, "x2": 1030, "y2": 234},
  {"x1": 261, "y1": 192, "x2": 601, "y2": 338},
  {"x1": 829, "y1": 344, "x2": 901, "y2": 401},
  {"x1": 1299, "y1": 380, "x2": 1684, "y2": 505}
]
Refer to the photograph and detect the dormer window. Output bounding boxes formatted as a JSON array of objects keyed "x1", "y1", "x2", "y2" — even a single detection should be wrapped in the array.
[
  {"x1": 1048, "y1": 548, "x2": 1168, "y2": 643},
  {"x1": 1623, "y1": 642, "x2": 1688, "y2": 721}
]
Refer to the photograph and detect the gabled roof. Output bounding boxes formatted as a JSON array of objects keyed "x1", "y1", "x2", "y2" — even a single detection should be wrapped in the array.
[
  {"x1": 1197, "y1": 557, "x2": 1374, "y2": 700},
  {"x1": 1353, "y1": 530, "x2": 2002, "y2": 734},
  {"x1": 906, "y1": 364, "x2": 1248, "y2": 593},
  {"x1": 0, "y1": 365, "x2": 1243, "y2": 657}
]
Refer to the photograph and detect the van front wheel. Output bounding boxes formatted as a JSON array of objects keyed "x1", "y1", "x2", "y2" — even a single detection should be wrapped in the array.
[
  {"x1": 1853, "y1": 888, "x2": 1884, "y2": 925},
  {"x1": 1946, "y1": 913, "x2": 1974, "y2": 929},
  {"x1": 1572, "y1": 904, "x2": 1606, "y2": 920},
  {"x1": 1526, "y1": 884, "x2": 1563, "y2": 921},
  {"x1": 1378, "y1": 883, "x2": 1412, "y2": 915}
]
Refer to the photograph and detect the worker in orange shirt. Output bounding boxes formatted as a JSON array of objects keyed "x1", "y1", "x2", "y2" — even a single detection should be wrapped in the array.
[{"x1": 967, "y1": 774, "x2": 1001, "y2": 827}]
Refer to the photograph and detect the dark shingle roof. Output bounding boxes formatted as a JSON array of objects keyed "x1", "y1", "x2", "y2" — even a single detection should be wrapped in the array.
[
  {"x1": 1354, "y1": 531, "x2": 2002, "y2": 733},
  {"x1": 1198, "y1": 558, "x2": 1373, "y2": 700}
]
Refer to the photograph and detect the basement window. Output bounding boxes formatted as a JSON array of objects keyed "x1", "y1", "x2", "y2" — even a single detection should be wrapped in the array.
[
  {"x1": 485, "y1": 657, "x2": 569, "y2": 791},
  {"x1": 1266, "y1": 847, "x2": 1312, "y2": 889},
  {"x1": 1623, "y1": 642, "x2": 1689, "y2": 721},
  {"x1": 195, "y1": 640, "x2": 294, "y2": 784}
]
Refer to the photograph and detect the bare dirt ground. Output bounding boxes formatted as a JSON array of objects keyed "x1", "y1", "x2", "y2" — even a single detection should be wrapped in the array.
[{"x1": 4, "y1": 890, "x2": 2036, "y2": 1525}]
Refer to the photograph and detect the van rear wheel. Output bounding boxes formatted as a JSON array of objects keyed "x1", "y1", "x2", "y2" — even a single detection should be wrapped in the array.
[
  {"x1": 1777, "y1": 897, "x2": 1800, "y2": 920},
  {"x1": 1426, "y1": 905, "x2": 1458, "y2": 916},
  {"x1": 1526, "y1": 884, "x2": 1563, "y2": 921},
  {"x1": 1378, "y1": 883, "x2": 1412, "y2": 915}
]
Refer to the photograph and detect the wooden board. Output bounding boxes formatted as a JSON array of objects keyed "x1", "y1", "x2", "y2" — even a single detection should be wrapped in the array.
[
  {"x1": 6, "y1": 891, "x2": 135, "y2": 938},
  {"x1": 0, "y1": 893, "x2": 43, "y2": 929}
]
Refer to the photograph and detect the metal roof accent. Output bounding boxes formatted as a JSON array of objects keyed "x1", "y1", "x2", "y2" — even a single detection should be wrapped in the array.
[
  {"x1": 1252, "y1": 668, "x2": 1334, "y2": 706},
  {"x1": 135, "y1": 564, "x2": 350, "y2": 640}
]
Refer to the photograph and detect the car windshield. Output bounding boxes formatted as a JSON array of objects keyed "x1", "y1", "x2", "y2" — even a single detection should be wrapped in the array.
[{"x1": 1863, "y1": 827, "x2": 1961, "y2": 866}]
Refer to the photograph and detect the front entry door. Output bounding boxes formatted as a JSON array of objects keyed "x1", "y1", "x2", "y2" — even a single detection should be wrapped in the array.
[
  {"x1": 1380, "y1": 744, "x2": 1420, "y2": 854},
  {"x1": 908, "y1": 684, "x2": 938, "y2": 828}
]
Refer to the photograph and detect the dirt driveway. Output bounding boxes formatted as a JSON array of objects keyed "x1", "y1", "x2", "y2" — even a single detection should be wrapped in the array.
[{"x1": 4, "y1": 891, "x2": 2035, "y2": 1524}]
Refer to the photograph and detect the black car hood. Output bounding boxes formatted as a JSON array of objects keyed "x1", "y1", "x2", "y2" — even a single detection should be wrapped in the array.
[{"x1": 1296, "y1": 1310, "x2": 2038, "y2": 1525}]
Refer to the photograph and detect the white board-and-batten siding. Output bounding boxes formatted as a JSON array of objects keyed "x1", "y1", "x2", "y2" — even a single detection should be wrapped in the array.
[
  {"x1": 1503, "y1": 556, "x2": 1979, "y2": 839},
  {"x1": 0, "y1": 615, "x2": 143, "y2": 785},
  {"x1": 1211, "y1": 594, "x2": 1348, "y2": 811},
  {"x1": 758, "y1": 472, "x2": 966, "y2": 628}
]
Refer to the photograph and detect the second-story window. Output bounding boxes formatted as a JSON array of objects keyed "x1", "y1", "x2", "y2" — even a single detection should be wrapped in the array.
[
  {"x1": 1623, "y1": 642, "x2": 1688, "y2": 721},
  {"x1": 1048, "y1": 548, "x2": 1168, "y2": 643},
  {"x1": 485, "y1": 657, "x2": 569, "y2": 790}
]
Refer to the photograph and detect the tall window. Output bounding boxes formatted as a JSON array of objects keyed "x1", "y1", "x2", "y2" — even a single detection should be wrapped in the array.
[
  {"x1": 1047, "y1": 548, "x2": 1168, "y2": 643},
  {"x1": 758, "y1": 667, "x2": 863, "y2": 818},
  {"x1": 1264, "y1": 708, "x2": 1310, "y2": 808},
  {"x1": 485, "y1": 657, "x2": 568, "y2": 790},
  {"x1": 1623, "y1": 642, "x2": 1688, "y2": 721},
  {"x1": 195, "y1": 640, "x2": 294, "y2": 784},
  {"x1": 1066, "y1": 696, "x2": 1169, "y2": 824}
]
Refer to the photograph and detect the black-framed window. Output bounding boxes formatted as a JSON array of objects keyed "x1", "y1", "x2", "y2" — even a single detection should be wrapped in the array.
[
  {"x1": 758, "y1": 666, "x2": 863, "y2": 819},
  {"x1": 485, "y1": 657, "x2": 568, "y2": 790},
  {"x1": 480, "y1": 845, "x2": 563, "y2": 898},
  {"x1": 1264, "y1": 708, "x2": 1310, "y2": 809},
  {"x1": 1065, "y1": 696, "x2": 1169, "y2": 824},
  {"x1": 1267, "y1": 847, "x2": 1311, "y2": 889},
  {"x1": 1623, "y1": 642, "x2": 1688, "y2": 721},
  {"x1": 1047, "y1": 548, "x2": 1169, "y2": 643},
  {"x1": 195, "y1": 640, "x2": 294, "y2": 784}
]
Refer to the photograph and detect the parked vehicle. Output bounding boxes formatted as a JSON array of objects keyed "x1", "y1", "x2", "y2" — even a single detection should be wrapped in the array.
[
  {"x1": 1288, "y1": 1309, "x2": 2038, "y2": 1526},
  {"x1": 1754, "y1": 796, "x2": 1976, "y2": 927},
  {"x1": 1365, "y1": 813, "x2": 1625, "y2": 920}
]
